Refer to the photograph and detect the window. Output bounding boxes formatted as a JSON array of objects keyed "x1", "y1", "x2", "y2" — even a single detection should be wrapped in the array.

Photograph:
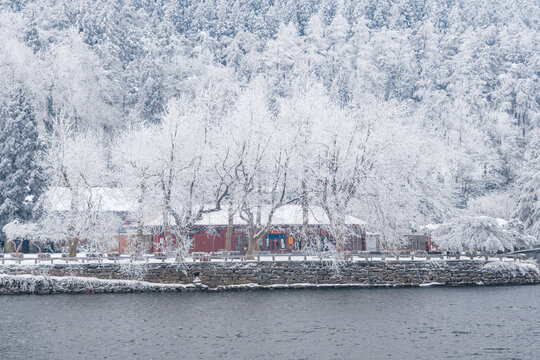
[{"x1": 234, "y1": 234, "x2": 248, "y2": 252}]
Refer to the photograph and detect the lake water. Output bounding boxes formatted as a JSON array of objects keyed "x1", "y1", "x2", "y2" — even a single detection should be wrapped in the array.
[{"x1": 1, "y1": 286, "x2": 539, "y2": 360}]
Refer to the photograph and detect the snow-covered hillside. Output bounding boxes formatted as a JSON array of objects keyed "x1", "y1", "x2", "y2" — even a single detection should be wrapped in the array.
[{"x1": 1, "y1": 0, "x2": 539, "y2": 252}]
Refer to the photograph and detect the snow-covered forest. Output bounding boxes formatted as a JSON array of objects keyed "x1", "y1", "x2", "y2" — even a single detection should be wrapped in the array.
[{"x1": 0, "y1": 0, "x2": 539, "y2": 253}]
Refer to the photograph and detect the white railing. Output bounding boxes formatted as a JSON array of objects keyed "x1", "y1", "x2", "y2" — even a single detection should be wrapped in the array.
[{"x1": 0, "y1": 251, "x2": 526, "y2": 265}]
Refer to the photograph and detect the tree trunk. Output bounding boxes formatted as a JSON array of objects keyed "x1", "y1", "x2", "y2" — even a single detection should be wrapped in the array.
[
  {"x1": 334, "y1": 223, "x2": 345, "y2": 253},
  {"x1": 246, "y1": 227, "x2": 265, "y2": 258},
  {"x1": 254, "y1": 227, "x2": 262, "y2": 251},
  {"x1": 134, "y1": 182, "x2": 147, "y2": 255},
  {"x1": 68, "y1": 185, "x2": 79, "y2": 257},
  {"x1": 133, "y1": 222, "x2": 145, "y2": 254},
  {"x1": 301, "y1": 177, "x2": 309, "y2": 250},
  {"x1": 225, "y1": 202, "x2": 234, "y2": 251},
  {"x1": 225, "y1": 225, "x2": 233, "y2": 252},
  {"x1": 246, "y1": 228, "x2": 256, "y2": 258},
  {"x1": 5, "y1": 238, "x2": 12, "y2": 253},
  {"x1": 68, "y1": 237, "x2": 79, "y2": 257},
  {"x1": 30, "y1": 240, "x2": 41, "y2": 254},
  {"x1": 162, "y1": 209, "x2": 171, "y2": 251}
]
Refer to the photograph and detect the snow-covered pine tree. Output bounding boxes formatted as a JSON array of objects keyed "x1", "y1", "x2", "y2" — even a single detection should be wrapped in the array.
[
  {"x1": 0, "y1": 86, "x2": 45, "y2": 243},
  {"x1": 514, "y1": 135, "x2": 540, "y2": 242}
]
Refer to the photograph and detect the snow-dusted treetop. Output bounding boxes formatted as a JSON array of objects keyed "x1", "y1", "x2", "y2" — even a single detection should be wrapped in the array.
[
  {"x1": 429, "y1": 216, "x2": 537, "y2": 253},
  {"x1": 0, "y1": 0, "x2": 539, "y2": 253}
]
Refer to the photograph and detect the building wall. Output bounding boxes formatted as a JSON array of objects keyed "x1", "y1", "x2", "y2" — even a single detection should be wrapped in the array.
[
  {"x1": 193, "y1": 229, "x2": 226, "y2": 252},
  {"x1": 156, "y1": 226, "x2": 366, "y2": 253}
]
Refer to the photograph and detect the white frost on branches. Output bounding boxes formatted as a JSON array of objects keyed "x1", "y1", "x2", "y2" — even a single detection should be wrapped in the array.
[{"x1": 431, "y1": 216, "x2": 536, "y2": 252}]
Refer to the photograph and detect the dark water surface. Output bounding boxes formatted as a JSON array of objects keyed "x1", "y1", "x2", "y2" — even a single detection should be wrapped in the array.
[{"x1": 1, "y1": 286, "x2": 539, "y2": 360}]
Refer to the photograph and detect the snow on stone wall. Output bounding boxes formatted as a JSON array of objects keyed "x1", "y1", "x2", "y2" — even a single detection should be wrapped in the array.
[{"x1": 1, "y1": 260, "x2": 539, "y2": 294}]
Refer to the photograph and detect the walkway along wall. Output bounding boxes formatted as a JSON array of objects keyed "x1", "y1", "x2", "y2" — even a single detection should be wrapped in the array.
[{"x1": 1, "y1": 260, "x2": 539, "y2": 294}]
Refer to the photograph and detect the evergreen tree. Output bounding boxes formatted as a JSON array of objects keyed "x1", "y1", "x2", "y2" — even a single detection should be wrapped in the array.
[
  {"x1": 515, "y1": 134, "x2": 540, "y2": 241},
  {"x1": 0, "y1": 86, "x2": 45, "y2": 241}
]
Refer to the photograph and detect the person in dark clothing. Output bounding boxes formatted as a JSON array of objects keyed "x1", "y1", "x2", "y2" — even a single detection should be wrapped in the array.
[{"x1": 425, "y1": 240, "x2": 430, "y2": 252}]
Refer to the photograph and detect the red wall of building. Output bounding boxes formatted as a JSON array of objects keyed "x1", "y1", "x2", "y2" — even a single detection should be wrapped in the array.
[
  {"x1": 193, "y1": 229, "x2": 227, "y2": 252},
  {"x1": 152, "y1": 234, "x2": 177, "y2": 253},
  {"x1": 151, "y1": 227, "x2": 365, "y2": 253}
]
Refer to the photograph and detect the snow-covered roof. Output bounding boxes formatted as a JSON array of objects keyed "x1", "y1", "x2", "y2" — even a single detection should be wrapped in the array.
[
  {"x1": 43, "y1": 187, "x2": 367, "y2": 228},
  {"x1": 45, "y1": 187, "x2": 136, "y2": 212},
  {"x1": 193, "y1": 209, "x2": 247, "y2": 226},
  {"x1": 192, "y1": 204, "x2": 366, "y2": 227}
]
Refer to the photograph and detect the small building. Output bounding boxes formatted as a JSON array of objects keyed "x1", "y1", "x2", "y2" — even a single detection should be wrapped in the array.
[
  {"x1": 10, "y1": 187, "x2": 369, "y2": 254},
  {"x1": 4, "y1": 187, "x2": 140, "y2": 254},
  {"x1": 147, "y1": 205, "x2": 367, "y2": 253}
]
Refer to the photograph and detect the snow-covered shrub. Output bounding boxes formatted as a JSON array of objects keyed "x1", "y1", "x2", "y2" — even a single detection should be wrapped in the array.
[
  {"x1": 431, "y1": 216, "x2": 536, "y2": 253},
  {"x1": 482, "y1": 261, "x2": 540, "y2": 277}
]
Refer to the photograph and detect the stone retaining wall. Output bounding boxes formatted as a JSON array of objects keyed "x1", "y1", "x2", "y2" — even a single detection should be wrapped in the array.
[{"x1": 1, "y1": 260, "x2": 539, "y2": 294}]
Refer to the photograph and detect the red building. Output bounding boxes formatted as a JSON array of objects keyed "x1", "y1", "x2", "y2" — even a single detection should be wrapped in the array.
[{"x1": 149, "y1": 205, "x2": 367, "y2": 253}]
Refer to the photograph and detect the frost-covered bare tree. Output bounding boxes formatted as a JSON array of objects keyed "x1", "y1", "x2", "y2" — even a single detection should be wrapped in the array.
[
  {"x1": 113, "y1": 126, "x2": 159, "y2": 255},
  {"x1": 356, "y1": 104, "x2": 456, "y2": 248},
  {"x1": 41, "y1": 114, "x2": 112, "y2": 256},
  {"x1": 148, "y1": 98, "x2": 229, "y2": 256},
  {"x1": 281, "y1": 87, "x2": 352, "y2": 252},
  {"x1": 277, "y1": 81, "x2": 324, "y2": 249},
  {"x1": 225, "y1": 81, "x2": 293, "y2": 257}
]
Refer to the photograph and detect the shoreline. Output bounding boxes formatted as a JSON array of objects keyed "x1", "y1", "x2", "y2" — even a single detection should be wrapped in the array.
[
  {"x1": 1, "y1": 273, "x2": 539, "y2": 295},
  {"x1": 1, "y1": 259, "x2": 539, "y2": 295}
]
